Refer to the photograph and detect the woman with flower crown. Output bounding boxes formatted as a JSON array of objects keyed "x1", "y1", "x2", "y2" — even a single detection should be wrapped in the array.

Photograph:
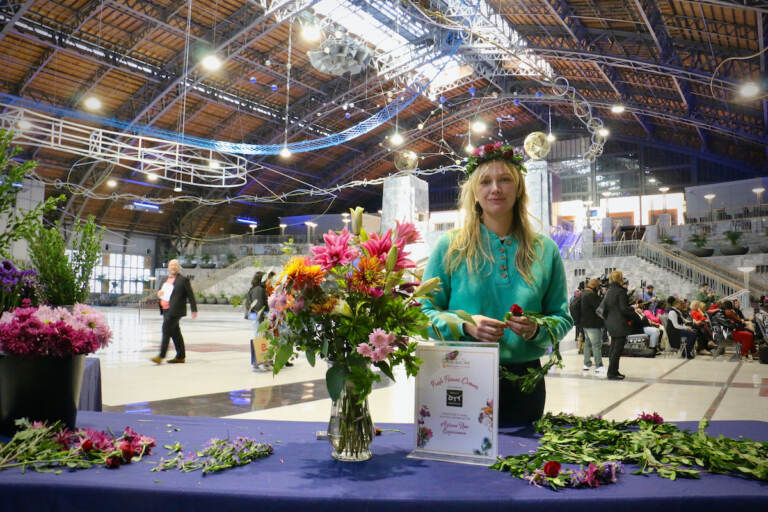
[{"x1": 420, "y1": 142, "x2": 572, "y2": 427}]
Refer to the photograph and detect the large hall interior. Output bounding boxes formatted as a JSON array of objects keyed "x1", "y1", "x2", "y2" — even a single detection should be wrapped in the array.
[{"x1": 0, "y1": 0, "x2": 768, "y2": 489}]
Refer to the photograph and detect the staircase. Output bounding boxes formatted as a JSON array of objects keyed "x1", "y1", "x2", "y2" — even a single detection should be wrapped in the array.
[{"x1": 584, "y1": 239, "x2": 768, "y2": 299}]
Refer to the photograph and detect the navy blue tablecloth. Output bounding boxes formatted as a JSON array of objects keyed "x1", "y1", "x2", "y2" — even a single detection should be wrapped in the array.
[
  {"x1": 79, "y1": 358, "x2": 102, "y2": 412},
  {"x1": 0, "y1": 412, "x2": 765, "y2": 512}
]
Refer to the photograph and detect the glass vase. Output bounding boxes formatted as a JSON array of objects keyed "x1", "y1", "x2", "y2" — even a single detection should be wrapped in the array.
[{"x1": 327, "y1": 380, "x2": 375, "y2": 462}]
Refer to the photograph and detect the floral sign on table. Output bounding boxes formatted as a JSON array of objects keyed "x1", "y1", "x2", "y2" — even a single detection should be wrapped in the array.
[
  {"x1": 0, "y1": 301, "x2": 113, "y2": 434},
  {"x1": 410, "y1": 341, "x2": 499, "y2": 465},
  {"x1": 259, "y1": 207, "x2": 439, "y2": 461}
]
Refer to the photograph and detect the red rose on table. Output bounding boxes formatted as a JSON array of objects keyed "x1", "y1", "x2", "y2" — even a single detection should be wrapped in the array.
[
  {"x1": 543, "y1": 460, "x2": 561, "y2": 478},
  {"x1": 105, "y1": 455, "x2": 121, "y2": 469},
  {"x1": 510, "y1": 304, "x2": 524, "y2": 316},
  {"x1": 119, "y1": 440, "x2": 134, "y2": 461}
]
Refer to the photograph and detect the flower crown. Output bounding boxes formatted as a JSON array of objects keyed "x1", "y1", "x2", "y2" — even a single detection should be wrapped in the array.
[{"x1": 465, "y1": 141, "x2": 526, "y2": 176}]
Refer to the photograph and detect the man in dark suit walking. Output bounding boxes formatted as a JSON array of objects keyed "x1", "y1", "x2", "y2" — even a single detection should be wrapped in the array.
[
  {"x1": 151, "y1": 259, "x2": 198, "y2": 364},
  {"x1": 602, "y1": 270, "x2": 635, "y2": 380}
]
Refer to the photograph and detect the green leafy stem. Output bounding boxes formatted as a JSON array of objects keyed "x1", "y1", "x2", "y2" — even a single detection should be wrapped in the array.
[
  {"x1": 500, "y1": 313, "x2": 563, "y2": 394},
  {"x1": 491, "y1": 413, "x2": 768, "y2": 488}
]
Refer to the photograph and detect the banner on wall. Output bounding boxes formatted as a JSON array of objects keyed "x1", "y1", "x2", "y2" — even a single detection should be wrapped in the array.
[{"x1": 408, "y1": 342, "x2": 499, "y2": 465}]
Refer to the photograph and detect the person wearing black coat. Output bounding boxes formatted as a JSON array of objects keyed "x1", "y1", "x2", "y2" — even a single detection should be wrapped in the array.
[
  {"x1": 602, "y1": 270, "x2": 635, "y2": 380},
  {"x1": 151, "y1": 259, "x2": 198, "y2": 364},
  {"x1": 580, "y1": 278, "x2": 605, "y2": 372}
]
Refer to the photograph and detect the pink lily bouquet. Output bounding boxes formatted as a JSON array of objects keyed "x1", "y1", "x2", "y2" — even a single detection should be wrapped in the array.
[{"x1": 260, "y1": 208, "x2": 439, "y2": 402}]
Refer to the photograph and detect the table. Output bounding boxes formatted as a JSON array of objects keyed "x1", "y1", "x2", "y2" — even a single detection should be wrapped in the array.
[
  {"x1": 0, "y1": 412, "x2": 765, "y2": 512},
  {"x1": 79, "y1": 357, "x2": 102, "y2": 412}
]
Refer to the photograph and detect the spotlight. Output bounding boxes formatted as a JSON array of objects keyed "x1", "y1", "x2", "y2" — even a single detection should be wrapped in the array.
[
  {"x1": 174, "y1": 185, "x2": 182, "y2": 192},
  {"x1": 280, "y1": 146, "x2": 292, "y2": 158},
  {"x1": 209, "y1": 160, "x2": 221, "y2": 169},
  {"x1": 471, "y1": 120, "x2": 486, "y2": 133},
  {"x1": 417, "y1": 123, "x2": 424, "y2": 130},
  {"x1": 84, "y1": 96, "x2": 101, "y2": 110},
  {"x1": 546, "y1": 133, "x2": 556, "y2": 142},
  {"x1": 17, "y1": 119, "x2": 32, "y2": 131},
  {"x1": 598, "y1": 128, "x2": 610, "y2": 137},
  {"x1": 739, "y1": 81, "x2": 759, "y2": 98},
  {"x1": 147, "y1": 173, "x2": 158, "y2": 181},
  {"x1": 201, "y1": 54, "x2": 222, "y2": 71},
  {"x1": 106, "y1": 179, "x2": 117, "y2": 188},
  {"x1": 610, "y1": 104, "x2": 625, "y2": 114},
  {"x1": 454, "y1": 159, "x2": 462, "y2": 165},
  {"x1": 301, "y1": 24, "x2": 322, "y2": 42},
  {"x1": 390, "y1": 132, "x2": 404, "y2": 145},
  {"x1": 465, "y1": 143, "x2": 474, "y2": 153}
]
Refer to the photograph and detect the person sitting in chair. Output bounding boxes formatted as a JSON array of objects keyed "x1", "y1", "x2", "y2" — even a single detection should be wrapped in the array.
[{"x1": 666, "y1": 296, "x2": 697, "y2": 359}]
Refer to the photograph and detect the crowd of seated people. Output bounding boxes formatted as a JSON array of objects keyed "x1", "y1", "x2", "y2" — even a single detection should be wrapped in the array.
[{"x1": 571, "y1": 278, "x2": 764, "y2": 361}]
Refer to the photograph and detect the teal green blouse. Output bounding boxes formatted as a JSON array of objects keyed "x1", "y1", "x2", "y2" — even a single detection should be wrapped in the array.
[{"x1": 420, "y1": 225, "x2": 573, "y2": 364}]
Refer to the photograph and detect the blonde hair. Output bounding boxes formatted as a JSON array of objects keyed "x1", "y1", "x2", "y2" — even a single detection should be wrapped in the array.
[
  {"x1": 609, "y1": 270, "x2": 624, "y2": 284},
  {"x1": 691, "y1": 300, "x2": 705, "y2": 312},
  {"x1": 444, "y1": 160, "x2": 540, "y2": 285}
]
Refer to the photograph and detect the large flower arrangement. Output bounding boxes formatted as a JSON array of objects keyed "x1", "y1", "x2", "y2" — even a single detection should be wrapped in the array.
[
  {"x1": 262, "y1": 210, "x2": 437, "y2": 396},
  {"x1": 0, "y1": 301, "x2": 113, "y2": 357},
  {"x1": 260, "y1": 209, "x2": 439, "y2": 458}
]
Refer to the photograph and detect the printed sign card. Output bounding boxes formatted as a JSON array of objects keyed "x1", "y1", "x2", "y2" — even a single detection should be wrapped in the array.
[{"x1": 408, "y1": 342, "x2": 499, "y2": 465}]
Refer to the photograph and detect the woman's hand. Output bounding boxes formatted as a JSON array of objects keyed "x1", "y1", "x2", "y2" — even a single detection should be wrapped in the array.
[
  {"x1": 464, "y1": 315, "x2": 507, "y2": 343},
  {"x1": 506, "y1": 315, "x2": 539, "y2": 340}
]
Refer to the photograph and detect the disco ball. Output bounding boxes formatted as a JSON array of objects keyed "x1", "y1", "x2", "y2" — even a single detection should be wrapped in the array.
[{"x1": 523, "y1": 131, "x2": 551, "y2": 160}]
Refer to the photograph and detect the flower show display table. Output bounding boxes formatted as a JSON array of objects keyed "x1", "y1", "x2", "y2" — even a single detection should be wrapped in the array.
[{"x1": 0, "y1": 412, "x2": 766, "y2": 512}]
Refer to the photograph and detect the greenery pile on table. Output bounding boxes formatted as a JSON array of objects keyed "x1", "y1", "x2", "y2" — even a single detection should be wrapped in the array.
[{"x1": 492, "y1": 412, "x2": 768, "y2": 490}]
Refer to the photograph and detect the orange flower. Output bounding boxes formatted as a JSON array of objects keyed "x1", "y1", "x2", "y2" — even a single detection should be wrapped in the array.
[
  {"x1": 281, "y1": 256, "x2": 325, "y2": 290},
  {"x1": 348, "y1": 255, "x2": 384, "y2": 292},
  {"x1": 311, "y1": 297, "x2": 338, "y2": 314}
]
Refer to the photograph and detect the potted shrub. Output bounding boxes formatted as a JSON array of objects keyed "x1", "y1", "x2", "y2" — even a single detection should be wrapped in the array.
[
  {"x1": 207, "y1": 294, "x2": 218, "y2": 304},
  {"x1": 0, "y1": 130, "x2": 64, "y2": 258},
  {"x1": 196, "y1": 292, "x2": 207, "y2": 304},
  {"x1": 200, "y1": 254, "x2": 216, "y2": 269},
  {"x1": 226, "y1": 252, "x2": 237, "y2": 266},
  {"x1": 687, "y1": 233, "x2": 714, "y2": 257},
  {"x1": 25, "y1": 216, "x2": 104, "y2": 306},
  {"x1": 218, "y1": 291, "x2": 229, "y2": 304},
  {"x1": 180, "y1": 255, "x2": 197, "y2": 268},
  {"x1": 722, "y1": 230, "x2": 749, "y2": 255}
]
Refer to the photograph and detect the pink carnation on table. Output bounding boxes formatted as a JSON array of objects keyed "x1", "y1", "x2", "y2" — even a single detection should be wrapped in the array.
[
  {"x1": 368, "y1": 328, "x2": 395, "y2": 349},
  {"x1": 310, "y1": 228, "x2": 359, "y2": 270},
  {"x1": 356, "y1": 342, "x2": 374, "y2": 358}
]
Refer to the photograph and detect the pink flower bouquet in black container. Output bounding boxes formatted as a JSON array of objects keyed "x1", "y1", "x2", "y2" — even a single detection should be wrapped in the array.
[{"x1": 0, "y1": 300, "x2": 113, "y2": 436}]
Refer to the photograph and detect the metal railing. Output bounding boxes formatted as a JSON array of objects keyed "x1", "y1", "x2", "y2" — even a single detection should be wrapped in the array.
[{"x1": 578, "y1": 239, "x2": 768, "y2": 299}]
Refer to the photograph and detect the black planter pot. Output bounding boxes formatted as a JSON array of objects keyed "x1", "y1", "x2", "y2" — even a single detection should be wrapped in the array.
[
  {"x1": 688, "y1": 247, "x2": 715, "y2": 257},
  {"x1": 720, "y1": 246, "x2": 749, "y2": 256},
  {"x1": 0, "y1": 354, "x2": 85, "y2": 436}
]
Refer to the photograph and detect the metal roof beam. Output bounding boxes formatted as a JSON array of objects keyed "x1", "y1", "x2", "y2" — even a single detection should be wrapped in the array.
[
  {"x1": 631, "y1": 0, "x2": 706, "y2": 148},
  {"x1": 0, "y1": 0, "x2": 35, "y2": 43},
  {"x1": 541, "y1": 0, "x2": 654, "y2": 138}
]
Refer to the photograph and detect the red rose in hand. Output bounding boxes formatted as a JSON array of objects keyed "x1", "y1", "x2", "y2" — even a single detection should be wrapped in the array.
[
  {"x1": 105, "y1": 455, "x2": 121, "y2": 469},
  {"x1": 543, "y1": 460, "x2": 561, "y2": 478},
  {"x1": 510, "y1": 304, "x2": 524, "y2": 316}
]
